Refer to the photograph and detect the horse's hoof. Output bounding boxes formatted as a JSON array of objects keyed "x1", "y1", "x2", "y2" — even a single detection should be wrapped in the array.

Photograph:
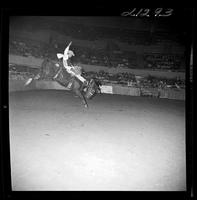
[
  {"x1": 84, "y1": 104, "x2": 88, "y2": 108},
  {"x1": 24, "y1": 78, "x2": 33, "y2": 86}
]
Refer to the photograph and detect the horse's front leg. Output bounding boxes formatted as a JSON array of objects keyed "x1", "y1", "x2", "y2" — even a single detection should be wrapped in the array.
[{"x1": 74, "y1": 89, "x2": 88, "y2": 108}]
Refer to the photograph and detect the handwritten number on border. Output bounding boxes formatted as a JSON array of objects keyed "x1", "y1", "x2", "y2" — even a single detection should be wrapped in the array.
[
  {"x1": 121, "y1": 8, "x2": 136, "y2": 17},
  {"x1": 121, "y1": 8, "x2": 173, "y2": 17}
]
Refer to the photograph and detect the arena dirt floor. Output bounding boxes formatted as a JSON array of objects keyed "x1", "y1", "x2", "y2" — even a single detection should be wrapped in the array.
[{"x1": 9, "y1": 90, "x2": 186, "y2": 191}]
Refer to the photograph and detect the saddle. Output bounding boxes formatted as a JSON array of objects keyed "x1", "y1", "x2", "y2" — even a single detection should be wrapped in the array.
[{"x1": 53, "y1": 67, "x2": 74, "y2": 88}]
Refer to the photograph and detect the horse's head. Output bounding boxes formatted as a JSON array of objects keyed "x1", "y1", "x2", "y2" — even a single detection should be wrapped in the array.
[{"x1": 84, "y1": 79, "x2": 101, "y2": 99}]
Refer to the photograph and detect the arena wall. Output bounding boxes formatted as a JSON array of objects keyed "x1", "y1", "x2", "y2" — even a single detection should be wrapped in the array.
[
  {"x1": 112, "y1": 85, "x2": 140, "y2": 96},
  {"x1": 9, "y1": 80, "x2": 36, "y2": 92},
  {"x1": 35, "y1": 81, "x2": 68, "y2": 90},
  {"x1": 9, "y1": 80, "x2": 185, "y2": 100},
  {"x1": 159, "y1": 88, "x2": 185, "y2": 100}
]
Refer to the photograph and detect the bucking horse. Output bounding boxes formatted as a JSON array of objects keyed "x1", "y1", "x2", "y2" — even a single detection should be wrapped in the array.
[{"x1": 25, "y1": 42, "x2": 101, "y2": 108}]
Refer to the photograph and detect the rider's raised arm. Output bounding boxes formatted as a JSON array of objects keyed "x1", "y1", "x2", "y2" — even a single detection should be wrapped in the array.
[{"x1": 63, "y1": 59, "x2": 69, "y2": 68}]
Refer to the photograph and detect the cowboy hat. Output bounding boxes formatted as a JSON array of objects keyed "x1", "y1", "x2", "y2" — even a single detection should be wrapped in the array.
[{"x1": 57, "y1": 41, "x2": 74, "y2": 60}]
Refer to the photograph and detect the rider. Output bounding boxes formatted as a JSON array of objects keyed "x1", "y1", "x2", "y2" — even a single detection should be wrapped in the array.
[{"x1": 55, "y1": 42, "x2": 88, "y2": 89}]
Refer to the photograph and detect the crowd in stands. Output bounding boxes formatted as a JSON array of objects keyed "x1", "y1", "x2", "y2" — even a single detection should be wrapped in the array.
[
  {"x1": 83, "y1": 70, "x2": 185, "y2": 89},
  {"x1": 9, "y1": 38, "x2": 185, "y2": 71},
  {"x1": 9, "y1": 35, "x2": 185, "y2": 91},
  {"x1": 9, "y1": 40, "x2": 44, "y2": 58},
  {"x1": 8, "y1": 19, "x2": 186, "y2": 99},
  {"x1": 9, "y1": 38, "x2": 137, "y2": 68},
  {"x1": 9, "y1": 70, "x2": 32, "y2": 81},
  {"x1": 144, "y1": 53, "x2": 185, "y2": 71},
  {"x1": 72, "y1": 45, "x2": 137, "y2": 68}
]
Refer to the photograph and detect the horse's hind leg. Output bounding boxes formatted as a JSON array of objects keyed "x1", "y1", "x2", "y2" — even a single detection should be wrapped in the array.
[
  {"x1": 25, "y1": 77, "x2": 34, "y2": 86},
  {"x1": 74, "y1": 89, "x2": 88, "y2": 108},
  {"x1": 25, "y1": 73, "x2": 41, "y2": 86}
]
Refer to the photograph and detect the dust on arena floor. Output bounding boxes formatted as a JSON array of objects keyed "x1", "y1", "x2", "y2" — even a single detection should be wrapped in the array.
[{"x1": 9, "y1": 90, "x2": 186, "y2": 191}]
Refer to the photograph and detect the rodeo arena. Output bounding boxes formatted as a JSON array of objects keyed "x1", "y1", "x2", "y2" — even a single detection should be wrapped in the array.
[{"x1": 8, "y1": 15, "x2": 189, "y2": 191}]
